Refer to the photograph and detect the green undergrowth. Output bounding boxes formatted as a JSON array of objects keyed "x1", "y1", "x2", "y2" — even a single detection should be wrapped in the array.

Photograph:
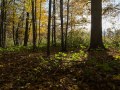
[
  {"x1": 0, "y1": 46, "x2": 33, "y2": 52},
  {"x1": 0, "y1": 48, "x2": 120, "y2": 89}
]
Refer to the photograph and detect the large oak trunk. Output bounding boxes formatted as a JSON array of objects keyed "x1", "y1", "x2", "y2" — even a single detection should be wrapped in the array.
[{"x1": 89, "y1": 0, "x2": 105, "y2": 50}]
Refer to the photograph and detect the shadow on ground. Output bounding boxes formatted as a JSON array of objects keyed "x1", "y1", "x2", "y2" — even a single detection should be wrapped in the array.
[{"x1": 0, "y1": 50, "x2": 120, "y2": 89}]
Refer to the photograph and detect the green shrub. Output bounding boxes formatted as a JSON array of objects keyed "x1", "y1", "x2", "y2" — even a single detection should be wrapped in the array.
[
  {"x1": 96, "y1": 63, "x2": 113, "y2": 72},
  {"x1": 114, "y1": 55, "x2": 120, "y2": 60},
  {"x1": 70, "y1": 50, "x2": 87, "y2": 61},
  {"x1": 55, "y1": 52, "x2": 67, "y2": 60},
  {"x1": 71, "y1": 53, "x2": 81, "y2": 60},
  {"x1": 67, "y1": 30, "x2": 89, "y2": 48}
]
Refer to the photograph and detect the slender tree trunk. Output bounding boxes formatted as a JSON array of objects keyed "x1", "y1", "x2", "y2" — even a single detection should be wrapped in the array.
[
  {"x1": 3, "y1": 0, "x2": 7, "y2": 48},
  {"x1": 89, "y1": 0, "x2": 105, "y2": 50},
  {"x1": 0, "y1": 1, "x2": 2, "y2": 47},
  {"x1": 1, "y1": 0, "x2": 3, "y2": 47},
  {"x1": 70, "y1": 12, "x2": 73, "y2": 47},
  {"x1": 12, "y1": 0, "x2": 15, "y2": 45},
  {"x1": 24, "y1": 12, "x2": 29, "y2": 46},
  {"x1": 0, "y1": 0, "x2": 6, "y2": 48},
  {"x1": 31, "y1": 0, "x2": 37, "y2": 50},
  {"x1": 47, "y1": 0, "x2": 52, "y2": 56},
  {"x1": 15, "y1": 11, "x2": 24, "y2": 46},
  {"x1": 65, "y1": 0, "x2": 69, "y2": 51},
  {"x1": 35, "y1": 0, "x2": 37, "y2": 43},
  {"x1": 38, "y1": 0, "x2": 42, "y2": 45},
  {"x1": 0, "y1": 0, "x2": 4, "y2": 47},
  {"x1": 53, "y1": 0, "x2": 56, "y2": 46},
  {"x1": 60, "y1": 0, "x2": 64, "y2": 51},
  {"x1": 52, "y1": 16, "x2": 54, "y2": 45},
  {"x1": 15, "y1": 23, "x2": 19, "y2": 46}
]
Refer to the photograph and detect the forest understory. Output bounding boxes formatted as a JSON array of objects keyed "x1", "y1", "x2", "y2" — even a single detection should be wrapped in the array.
[
  {"x1": 0, "y1": 0, "x2": 120, "y2": 89},
  {"x1": 0, "y1": 47, "x2": 120, "y2": 90}
]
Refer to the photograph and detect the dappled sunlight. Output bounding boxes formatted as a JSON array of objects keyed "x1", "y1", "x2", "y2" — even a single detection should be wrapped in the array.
[
  {"x1": 0, "y1": 49, "x2": 120, "y2": 89},
  {"x1": 0, "y1": 0, "x2": 120, "y2": 89}
]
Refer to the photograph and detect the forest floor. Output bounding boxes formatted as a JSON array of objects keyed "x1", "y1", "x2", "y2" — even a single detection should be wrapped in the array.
[{"x1": 0, "y1": 47, "x2": 120, "y2": 90}]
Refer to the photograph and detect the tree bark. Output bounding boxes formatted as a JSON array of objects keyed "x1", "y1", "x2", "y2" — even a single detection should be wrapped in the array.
[
  {"x1": 15, "y1": 22, "x2": 20, "y2": 46},
  {"x1": 0, "y1": 0, "x2": 6, "y2": 48},
  {"x1": 24, "y1": 12, "x2": 29, "y2": 46},
  {"x1": 60, "y1": 0, "x2": 65, "y2": 51},
  {"x1": 89, "y1": 0, "x2": 105, "y2": 50},
  {"x1": 53, "y1": 0, "x2": 56, "y2": 46},
  {"x1": 0, "y1": 1, "x2": 2, "y2": 47},
  {"x1": 12, "y1": 0, "x2": 16, "y2": 45},
  {"x1": 47, "y1": 0, "x2": 52, "y2": 56},
  {"x1": 38, "y1": 0, "x2": 42, "y2": 45},
  {"x1": 65, "y1": 0, "x2": 70, "y2": 51},
  {"x1": 31, "y1": 0, "x2": 37, "y2": 50}
]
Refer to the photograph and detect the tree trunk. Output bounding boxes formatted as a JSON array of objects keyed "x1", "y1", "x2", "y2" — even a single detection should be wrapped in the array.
[
  {"x1": 89, "y1": 0, "x2": 105, "y2": 50},
  {"x1": 38, "y1": 0, "x2": 42, "y2": 45},
  {"x1": 0, "y1": 0, "x2": 6, "y2": 48},
  {"x1": 1, "y1": 0, "x2": 4, "y2": 47},
  {"x1": 3, "y1": 0, "x2": 7, "y2": 48},
  {"x1": 60, "y1": 0, "x2": 65, "y2": 51},
  {"x1": 47, "y1": 0, "x2": 52, "y2": 56},
  {"x1": 0, "y1": 1, "x2": 2, "y2": 47},
  {"x1": 52, "y1": 16, "x2": 54, "y2": 45},
  {"x1": 53, "y1": 0, "x2": 56, "y2": 46},
  {"x1": 12, "y1": 0, "x2": 16, "y2": 45},
  {"x1": 35, "y1": 0, "x2": 37, "y2": 43},
  {"x1": 65, "y1": 0, "x2": 69, "y2": 51},
  {"x1": 24, "y1": 12, "x2": 29, "y2": 46},
  {"x1": 15, "y1": 23, "x2": 19, "y2": 46},
  {"x1": 31, "y1": 0, "x2": 37, "y2": 50}
]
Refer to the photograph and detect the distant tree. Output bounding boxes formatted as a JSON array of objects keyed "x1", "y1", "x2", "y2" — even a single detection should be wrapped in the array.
[
  {"x1": 0, "y1": 0, "x2": 7, "y2": 48},
  {"x1": 15, "y1": 9, "x2": 25, "y2": 46},
  {"x1": 47, "y1": 0, "x2": 52, "y2": 56},
  {"x1": 24, "y1": 12, "x2": 29, "y2": 46},
  {"x1": 15, "y1": 22, "x2": 20, "y2": 46},
  {"x1": 35, "y1": 0, "x2": 37, "y2": 41},
  {"x1": 12, "y1": 0, "x2": 16, "y2": 45},
  {"x1": 38, "y1": 0, "x2": 42, "y2": 45},
  {"x1": 60, "y1": 0, "x2": 65, "y2": 51},
  {"x1": 0, "y1": 0, "x2": 3, "y2": 47},
  {"x1": 53, "y1": 0, "x2": 56, "y2": 46},
  {"x1": 65, "y1": 0, "x2": 70, "y2": 51},
  {"x1": 0, "y1": 1, "x2": 1, "y2": 47},
  {"x1": 31, "y1": 0, "x2": 37, "y2": 50}
]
